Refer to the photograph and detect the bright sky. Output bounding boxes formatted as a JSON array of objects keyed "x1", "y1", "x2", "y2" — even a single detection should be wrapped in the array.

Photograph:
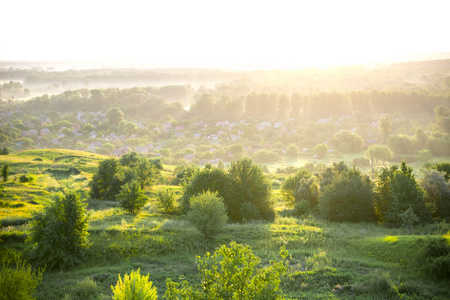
[{"x1": 1, "y1": 0, "x2": 449, "y2": 69}]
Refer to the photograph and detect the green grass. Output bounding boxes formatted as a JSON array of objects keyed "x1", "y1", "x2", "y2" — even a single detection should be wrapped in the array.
[{"x1": 1, "y1": 149, "x2": 450, "y2": 299}]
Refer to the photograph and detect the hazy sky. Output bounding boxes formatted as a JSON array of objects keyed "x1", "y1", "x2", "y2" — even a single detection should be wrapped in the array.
[{"x1": 1, "y1": 0, "x2": 449, "y2": 69}]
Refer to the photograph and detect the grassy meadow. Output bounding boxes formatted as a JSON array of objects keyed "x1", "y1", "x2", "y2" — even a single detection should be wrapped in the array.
[{"x1": 1, "y1": 149, "x2": 450, "y2": 299}]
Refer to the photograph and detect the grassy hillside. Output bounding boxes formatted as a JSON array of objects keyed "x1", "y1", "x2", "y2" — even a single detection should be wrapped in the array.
[{"x1": 1, "y1": 149, "x2": 449, "y2": 299}]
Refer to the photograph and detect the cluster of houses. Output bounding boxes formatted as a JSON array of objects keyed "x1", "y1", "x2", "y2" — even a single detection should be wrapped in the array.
[{"x1": 1, "y1": 102, "x2": 385, "y2": 165}]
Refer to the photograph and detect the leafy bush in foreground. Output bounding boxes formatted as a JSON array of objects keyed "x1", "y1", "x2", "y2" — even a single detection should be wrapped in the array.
[
  {"x1": 187, "y1": 191, "x2": 228, "y2": 238},
  {"x1": 111, "y1": 269, "x2": 157, "y2": 300},
  {"x1": 165, "y1": 242, "x2": 288, "y2": 299},
  {"x1": 0, "y1": 251, "x2": 44, "y2": 300}
]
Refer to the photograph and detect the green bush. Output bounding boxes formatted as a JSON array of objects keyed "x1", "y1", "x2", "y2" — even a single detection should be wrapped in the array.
[
  {"x1": 27, "y1": 191, "x2": 90, "y2": 270},
  {"x1": 183, "y1": 159, "x2": 275, "y2": 223},
  {"x1": 319, "y1": 168, "x2": 375, "y2": 222},
  {"x1": 239, "y1": 201, "x2": 260, "y2": 222},
  {"x1": 118, "y1": 181, "x2": 148, "y2": 213},
  {"x1": 19, "y1": 174, "x2": 32, "y2": 183},
  {"x1": 0, "y1": 251, "x2": 44, "y2": 300},
  {"x1": 294, "y1": 200, "x2": 310, "y2": 216},
  {"x1": 155, "y1": 189, "x2": 177, "y2": 214},
  {"x1": 165, "y1": 242, "x2": 288, "y2": 299},
  {"x1": 366, "y1": 270, "x2": 401, "y2": 299},
  {"x1": 352, "y1": 157, "x2": 370, "y2": 167},
  {"x1": 252, "y1": 149, "x2": 280, "y2": 163},
  {"x1": 419, "y1": 238, "x2": 450, "y2": 279},
  {"x1": 71, "y1": 278, "x2": 99, "y2": 300},
  {"x1": 187, "y1": 191, "x2": 228, "y2": 238},
  {"x1": 377, "y1": 162, "x2": 431, "y2": 227},
  {"x1": 111, "y1": 269, "x2": 158, "y2": 300}
]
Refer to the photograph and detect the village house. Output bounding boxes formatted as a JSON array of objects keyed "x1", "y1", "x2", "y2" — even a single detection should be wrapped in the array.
[
  {"x1": 40, "y1": 128, "x2": 51, "y2": 136},
  {"x1": 162, "y1": 122, "x2": 172, "y2": 132}
]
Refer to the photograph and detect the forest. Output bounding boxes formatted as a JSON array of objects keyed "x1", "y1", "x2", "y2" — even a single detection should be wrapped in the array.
[{"x1": 0, "y1": 59, "x2": 450, "y2": 299}]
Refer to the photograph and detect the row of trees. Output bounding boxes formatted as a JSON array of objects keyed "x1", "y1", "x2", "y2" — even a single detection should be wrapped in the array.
[
  {"x1": 281, "y1": 161, "x2": 450, "y2": 226},
  {"x1": 189, "y1": 90, "x2": 449, "y2": 122},
  {"x1": 21, "y1": 87, "x2": 450, "y2": 124}
]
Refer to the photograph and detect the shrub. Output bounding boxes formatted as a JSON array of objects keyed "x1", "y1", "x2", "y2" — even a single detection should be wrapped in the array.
[
  {"x1": 319, "y1": 168, "x2": 375, "y2": 222},
  {"x1": 252, "y1": 149, "x2": 280, "y2": 163},
  {"x1": 156, "y1": 189, "x2": 177, "y2": 214},
  {"x1": 305, "y1": 250, "x2": 331, "y2": 271},
  {"x1": 0, "y1": 251, "x2": 44, "y2": 300},
  {"x1": 419, "y1": 238, "x2": 450, "y2": 279},
  {"x1": 294, "y1": 200, "x2": 310, "y2": 216},
  {"x1": 187, "y1": 191, "x2": 228, "y2": 238},
  {"x1": 313, "y1": 143, "x2": 328, "y2": 158},
  {"x1": 19, "y1": 174, "x2": 32, "y2": 183},
  {"x1": 165, "y1": 242, "x2": 288, "y2": 299},
  {"x1": 27, "y1": 191, "x2": 90, "y2": 270},
  {"x1": 352, "y1": 157, "x2": 370, "y2": 167},
  {"x1": 239, "y1": 201, "x2": 260, "y2": 222},
  {"x1": 72, "y1": 278, "x2": 99, "y2": 300},
  {"x1": 118, "y1": 181, "x2": 148, "y2": 213},
  {"x1": 227, "y1": 158, "x2": 275, "y2": 222},
  {"x1": 330, "y1": 130, "x2": 364, "y2": 153},
  {"x1": 366, "y1": 270, "x2": 401, "y2": 299},
  {"x1": 378, "y1": 162, "x2": 431, "y2": 227},
  {"x1": 181, "y1": 167, "x2": 228, "y2": 213},
  {"x1": 416, "y1": 149, "x2": 433, "y2": 162},
  {"x1": 111, "y1": 269, "x2": 158, "y2": 300}
]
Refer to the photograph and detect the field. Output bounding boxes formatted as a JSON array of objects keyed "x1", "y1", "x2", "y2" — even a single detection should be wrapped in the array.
[{"x1": 1, "y1": 149, "x2": 450, "y2": 299}]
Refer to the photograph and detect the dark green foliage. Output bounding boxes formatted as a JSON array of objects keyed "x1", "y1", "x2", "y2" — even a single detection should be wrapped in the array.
[
  {"x1": 365, "y1": 271, "x2": 401, "y2": 299},
  {"x1": 0, "y1": 251, "x2": 44, "y2": 300},
  {"x1": 419, "y1": 238, "x2": 450, "y2": 279},
  {"x1": 318, "y1": 161, "x2": 348, "y2": 193},
  {"x1": 376, "y1": 162, "x2": 431, "y2": 226},
  {"x1": 182, "y1": 158, "x2": 274, "y2": 222},
  {"x1": 181, "y1": 167, "x2": 229, "y2": 214},
  {"x1": 294, "y1": 200, "x2": 310, "y2": 216},
  {"x1": 71, "y1": 278, "x2": 99, "y2": 300},
  {"x1": 45, "y1": 167, "x2": 80, "y2": 180},
  {"x1": 90, "y1": 158, "x2": 122, "y2": 200},
  {"x1": 172, "y1": 164, "x2": 200, "y2": 186},
  {"x1": 227, "y1": 158, "x2": 275, "y2": 222},
  {"x1": 118, "y1": 181, "x2": 148, "y2": 213},
  {"x1": 90, "y1": 153, "x2": 160, "y2": 200},
  {"x1": 186, "y1": 191, "x2": 228, "y2": 238},
  {"x1": 165, "y1": 242, "x2": 288, "y2": 299},
  {"x1": 420, "y1": 169, "x2": 450, "y2": 219},
  {"x1": 27, "y1": 191, "x2": 90, "y2": 270},
  {"x1": 433, "y1": 162, "x2": 450, "y2": 181},
  {"x1": 281, "y1": 168, "x2": 318, "y2": 209},
  {"x1": 19, "y1": 174, "x2": 32, "y2": 183},
  {"x1": 156, "y1": 189, "x2": 177, "y2": 214},
  {"x1": 319, "y1": 167, "x2": 375, "y2": 222},
  {"x1": 2, "y1": 148, "x2": 9, "y2": 155},
  {"x1": 1, "y1": 164, "x2": 8, "y2": 182}
]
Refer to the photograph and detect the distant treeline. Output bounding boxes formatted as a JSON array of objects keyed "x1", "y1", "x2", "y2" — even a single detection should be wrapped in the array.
[{"x1": 23, "y1": 87, "x2": 450, "y2": 123}]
